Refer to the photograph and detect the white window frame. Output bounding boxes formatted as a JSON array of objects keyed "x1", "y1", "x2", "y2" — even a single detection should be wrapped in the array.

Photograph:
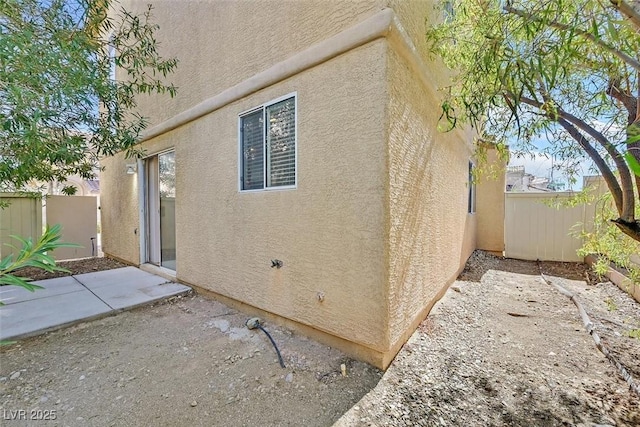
[
  {"x1": 238, "y1": 92, "x2": 298, "y2": 192},
  {"x1": 468, "y1": 160, "x2": 476, "y2": 214}
]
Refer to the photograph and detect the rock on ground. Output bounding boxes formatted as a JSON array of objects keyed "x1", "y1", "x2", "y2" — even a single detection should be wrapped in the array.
[
  {"x1": 3, "y1": 252, "x2": 640, "y2": 426},
  {"x1": 0, "y1": 295, "x2": 382, "y2": 426},
  {"x1": 337, "y1": 251, "x2": 640, "y2": 427}
]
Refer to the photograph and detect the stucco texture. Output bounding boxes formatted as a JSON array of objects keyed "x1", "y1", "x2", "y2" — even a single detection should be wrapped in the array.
[
  {"x1": 386, "y1": 43, "x2": 476, "y2": 352},
  {"x1": 100, "y1": 151, "x2": 140, "y2": 264},
  {"x1": 178, "y1": 41, "x2": 388, "y2": 352},
  {"x1": 388, "y1": 0, "x2": 456, "y2": 92},
  {"x1": 100, "y1": 1, "x2": 490, "y2": 368},
  {"x1": 476, "y1": 147, "x2": 506, "y2": 252},
  {"x1": 118, "y1": 0, "x2": 385, "y2": 128},
  {"x1": 102, "y1": 40, "x2": 390, "y2": 353}
]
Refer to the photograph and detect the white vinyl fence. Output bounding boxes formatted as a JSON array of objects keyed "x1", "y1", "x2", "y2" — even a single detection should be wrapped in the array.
[
  {"x1": 0, "y1": 194, "x2": 98, "y2": 261},
  {"x1": 504, "y1": 192, "x2": 588, "y2": 262},
  {"x1": 0, "y1": 193, "x2": 43, "y2": 259},
  {"x1": 47, "y1": 195, "x2": 98, "y2": 259}
]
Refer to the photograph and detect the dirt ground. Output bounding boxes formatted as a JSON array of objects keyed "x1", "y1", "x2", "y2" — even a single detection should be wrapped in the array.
[
  {"x1": 2, "y1": 252, "x2": 640, "y2": 426},
  {"x1": 0, "y1": 294, "x2": 382, "y2": 426},
  {"x1": 13, "y1": 257, "x2": 129, "y2": 281},
  {"x1": 337, "y1": 251, "x2": 640, "y2": 426}
]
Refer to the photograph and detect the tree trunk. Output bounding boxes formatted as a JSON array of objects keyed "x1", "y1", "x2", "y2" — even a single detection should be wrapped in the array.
[{"x1": 611, "y1": 218, "x2": 640, "y2": 242}]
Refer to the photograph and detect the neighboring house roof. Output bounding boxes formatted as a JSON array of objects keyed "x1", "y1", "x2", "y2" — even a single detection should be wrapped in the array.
[
  {"x1": 86, "y1": 179, "x2": 100, "y2": 193},
  {"x1": 506, "y1": 166, "x2": 564, "y2": 192}
]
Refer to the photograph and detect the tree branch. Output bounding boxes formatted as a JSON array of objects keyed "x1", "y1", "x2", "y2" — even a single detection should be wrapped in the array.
[
  {"x1": 606, "y1": 78, "x2": 638, "y2": 125},
  {"x1": 556, "y1": 118, "x2": 624, "y2": 213},
  {"x1": 551, "y1": 107, "x2": 636, "y2": 221},
  {"x1": 558, "y1": 109, "x2": 635, "y2": 222},
  {"x1": 608, "y1": 73, "x2": 640, "y2": 199},
  {"x1": 609, "y1": 0, "x2": 640, "y2": 29},
  {"x1": 515, "y1": 94, "x2": 634, "y2": 219},
  {"x1": 536, "y1": 77, "x2": 635, "y2": 215},
  {"x1": 504, "y1": 4, "x2": 640, "y2": 72}
]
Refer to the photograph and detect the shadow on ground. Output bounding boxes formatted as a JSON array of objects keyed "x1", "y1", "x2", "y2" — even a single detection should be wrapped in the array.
[
  {"x1": 459, "y1": 250, "x2": 593, "y2": 283},
  {"x1": 336, "y1": 250, "x2": 640, "y2": 427},
  {"x1": 0, "y1": 295, "x2": 382, "y2": 427}
]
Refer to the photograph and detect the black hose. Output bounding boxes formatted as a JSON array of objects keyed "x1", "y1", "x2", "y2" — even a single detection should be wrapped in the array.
[{"x1": 257, "y1": 324, "x2": 286, "y2": 368}]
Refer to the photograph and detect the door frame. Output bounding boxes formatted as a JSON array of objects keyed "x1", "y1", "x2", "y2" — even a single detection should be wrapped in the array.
[{"x1": 138, "y1": 148, "x2": 175, "y2": 269}]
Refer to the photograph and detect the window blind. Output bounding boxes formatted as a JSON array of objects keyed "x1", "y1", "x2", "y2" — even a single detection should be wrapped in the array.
[
  {"x1": 241, "y1": 110, "x2": 264, "y2": 190},
  {"x1": 266, "y1": 98, "x2": 295, "y2": 187}
]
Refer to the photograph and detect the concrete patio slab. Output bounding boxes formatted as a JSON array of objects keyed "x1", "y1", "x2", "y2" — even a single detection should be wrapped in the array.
[
  {"x1": 0, "y1": 290, "x2": 111, "y2": 340},
  {"x1": 0, "y1": 266, "x2": 191, "y2": 341},
  {"x1": 73, "y1": 266, "x2": 168, "y2": 290},
  {"x1": 0, "y1": 276, "x2": 85, "y2": 305},
  {"x1": 91, "y1": 281, "x2": 191, "y2": 310}
]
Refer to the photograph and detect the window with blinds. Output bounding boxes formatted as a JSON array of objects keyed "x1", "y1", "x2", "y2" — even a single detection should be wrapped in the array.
[
  {"x1": 240, "y1": 94, "x2": 296, "y2": 191},
  {"x1": 241, "y1": 110, "x2": 264, "y2": 190}
]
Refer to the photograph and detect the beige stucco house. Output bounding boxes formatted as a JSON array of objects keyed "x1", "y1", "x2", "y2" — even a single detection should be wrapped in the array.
[{"x1": 100, "y1": 0, "x2": 504, "y2": 369}]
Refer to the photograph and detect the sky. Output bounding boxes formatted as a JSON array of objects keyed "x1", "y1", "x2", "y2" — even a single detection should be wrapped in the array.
[
  {"x1": 508, "y1": 152, "x2": 597, "y2": 191},
  {"x1": 505, "y1": 119, "x2": 622, "y2": 191},
  {"x1": 506, "y1": 131, "x2": 602, "y2": 192}
]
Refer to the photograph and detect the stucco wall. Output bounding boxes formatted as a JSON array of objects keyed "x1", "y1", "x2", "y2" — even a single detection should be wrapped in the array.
[
  {"x1": 117, "y1": 0, "x2": 384, "y2": 127},
  {"x1": 100, "y1": 151, "x2": 140, "y2": 264},
  {"x1": 102, "y1": 40, "x2": 390, "y2": 352},
  {"x1": 476, "y1": 147, "x2": 506, "y2": 252},
  {"x1": 386, "y1": 41, "x2": 476, "y2": 350},
  {"x1": 388, "y1": 0, "x2": 436, "y2": 67},
  {"x1": 179, "y1": 40, "x2": 388, "y2": 351},
  {"x1": 378, "y1": 0, "x2": 476, "y2": 353},
  {"x1": 388, "y1": 0, "x2": 456, "y2": 93},
  {"x1": 101, "y1": 1, "x2": 484, "y2": 367}
]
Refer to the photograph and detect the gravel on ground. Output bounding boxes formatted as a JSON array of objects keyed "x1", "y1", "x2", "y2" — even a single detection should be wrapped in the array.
[
  {"x1": 2, "y1": 252, "x2": 640, "y2": 426},
  {"x1": 337, "y1": 251, "x2": 640, "y2": 426},
  {"x1": 0, "y1": 294, "x2": 382, "y2": 426}
]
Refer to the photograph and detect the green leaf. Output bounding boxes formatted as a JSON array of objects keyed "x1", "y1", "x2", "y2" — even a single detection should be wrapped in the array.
[
  {"x1": 0, "y1": 0, "x2": 177, "y2": 192},
  {"x1": 0, "y1": 224, "x2": 78, "y2": 299},
  {"x1": 624, "y1": 152, "x2": 640, "y2": 177},
  {"x1": 0, "y1": 274, "x2": 44, "y2": 292}
]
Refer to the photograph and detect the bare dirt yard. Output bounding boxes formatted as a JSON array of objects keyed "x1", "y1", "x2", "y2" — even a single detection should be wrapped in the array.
[
  {"x1": 2, "y1": 251, "x2": 640, "y2": 426},
  {"x1": 337, "y1": 251, "x2": 640, "y2": 426},
  {"x1": 0, "y1": 294, "x2": 381, "y2": 426}
]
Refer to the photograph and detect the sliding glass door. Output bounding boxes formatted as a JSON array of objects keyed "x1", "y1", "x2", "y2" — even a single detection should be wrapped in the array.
[{"x1": 145, "y1": 150, "x2": 176, "y2": 270}]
